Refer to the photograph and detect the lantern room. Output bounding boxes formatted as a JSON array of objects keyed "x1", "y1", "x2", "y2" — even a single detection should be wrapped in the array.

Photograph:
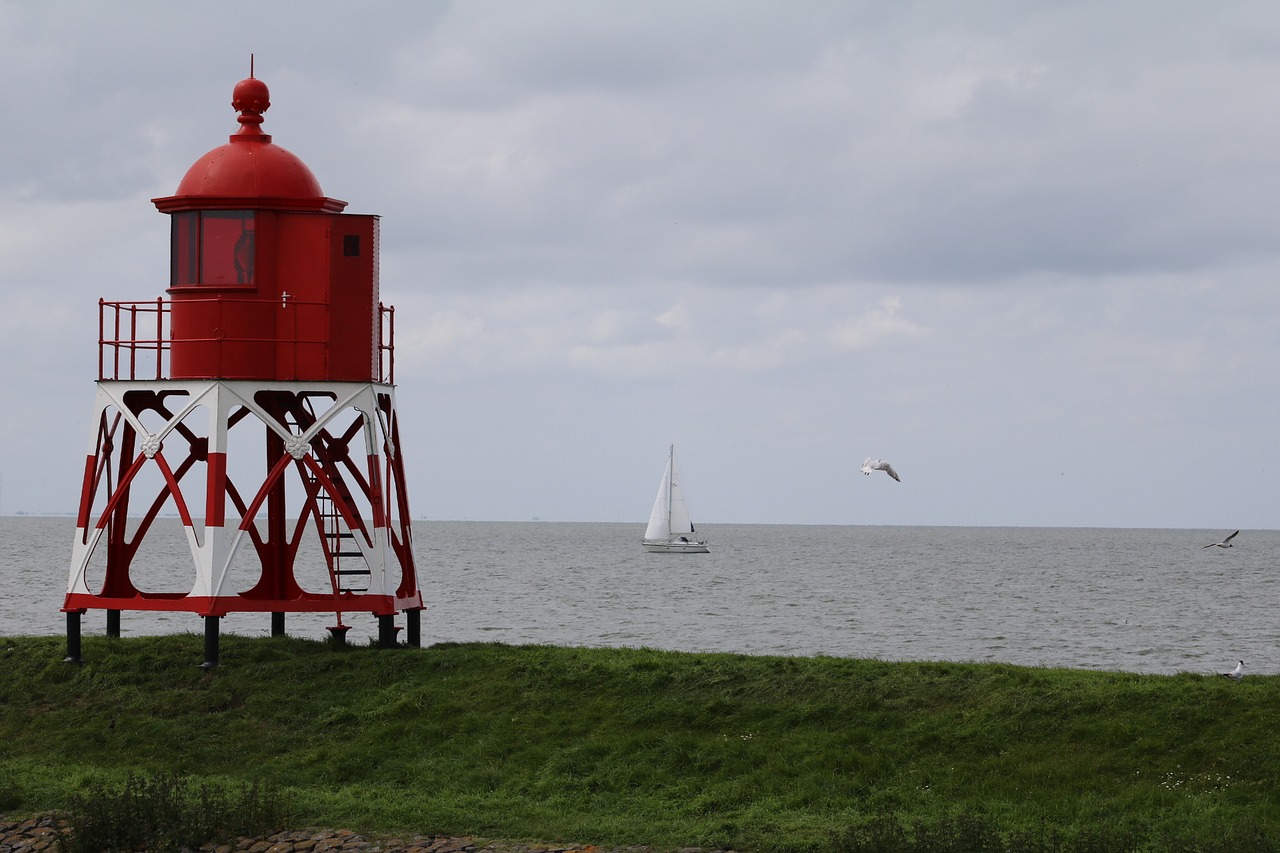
[{"x1": 151, "y1": 74, "x2": 380, "y2": 383}]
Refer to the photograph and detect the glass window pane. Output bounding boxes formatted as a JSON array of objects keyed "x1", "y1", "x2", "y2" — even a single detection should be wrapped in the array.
[
  {"x1": 170, "y1": 212, "x2": 199, "y2": 286},
  {"x1": 200, "y1": 211, "x2": 255, "y2": 285}
]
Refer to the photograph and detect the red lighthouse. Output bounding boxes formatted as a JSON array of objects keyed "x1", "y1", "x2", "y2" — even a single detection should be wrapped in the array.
[{"x1": 64, "y1": 72, "x2": 423, "y2": 665}]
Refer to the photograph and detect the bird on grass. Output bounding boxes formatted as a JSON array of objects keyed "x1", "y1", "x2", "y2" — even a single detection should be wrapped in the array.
[
  {"x1": 1221, "y1": 660, "x2": 1244, "y2": 680},
  {"x1": 1203, "y1": 530, "x2": 1239, "y2": 549},
  {"x1": 861, "y1": 458, "x2": 900, "y2": 482}
]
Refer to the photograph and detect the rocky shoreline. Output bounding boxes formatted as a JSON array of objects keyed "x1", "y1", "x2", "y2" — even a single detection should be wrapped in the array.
[{"x1": 0, "y1": 814, "x2": 736, "y2": 853}]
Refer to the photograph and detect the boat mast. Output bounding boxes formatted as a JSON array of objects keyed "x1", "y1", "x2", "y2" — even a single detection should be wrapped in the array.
[{"x1": 666, "y1": 444, "x2": 675, "y2": 532}]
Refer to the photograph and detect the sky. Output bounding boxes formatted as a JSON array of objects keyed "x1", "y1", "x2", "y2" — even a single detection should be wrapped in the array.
[{"x1": 2, "y1": 1, "x2": 1279, "y2": 529}]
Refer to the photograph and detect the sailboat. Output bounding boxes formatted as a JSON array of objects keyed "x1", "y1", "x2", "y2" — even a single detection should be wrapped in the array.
[{"x1": 642, "y1": 444, "x2": 710, "y2": 553}]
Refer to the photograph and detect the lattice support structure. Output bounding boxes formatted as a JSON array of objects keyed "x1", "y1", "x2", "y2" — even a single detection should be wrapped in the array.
[{"x1": 64, "y1": 378, "x2": 422, "y2": 662}]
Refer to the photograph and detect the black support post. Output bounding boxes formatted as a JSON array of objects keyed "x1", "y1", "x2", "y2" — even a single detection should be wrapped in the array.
[
  {"x1": 201, "y1": 615, "x2": 220, "y2": 669},
  {"x1": 271, "y1": 611, "x2": 285, "y2": 637},
  {"x1": 406, "y1": 608, "x2": 421, "y2": 647},
  {"x1": 378, "y1": 615, "x2": 398, "y2": 648},
  {"x1": 64, "y1": 611, "x2": 83, "y2": 664},
  {"x1": 106, "y1": 609, "x2": 121, "y2": 638}
]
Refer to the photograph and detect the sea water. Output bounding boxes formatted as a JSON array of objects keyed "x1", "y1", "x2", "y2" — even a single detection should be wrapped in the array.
[{"x1": 1, "y1": 517, "x2": 1275, "y2": 675}]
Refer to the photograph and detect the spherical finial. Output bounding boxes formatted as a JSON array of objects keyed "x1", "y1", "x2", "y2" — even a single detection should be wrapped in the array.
[{"x1": 232, "y1": 76, "x2": 271, "y2": 118}]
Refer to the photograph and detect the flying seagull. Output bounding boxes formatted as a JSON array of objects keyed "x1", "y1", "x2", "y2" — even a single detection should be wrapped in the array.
[
  {"x1": 1221, "y1": 660, "x2": 1244, "y2": 680},
  {"x1": 1203, "y1": 530, "x2": 1240, "y2": 549},
  {"x1": 861, "y1": 458, "x2": 901, "y2": 482}
]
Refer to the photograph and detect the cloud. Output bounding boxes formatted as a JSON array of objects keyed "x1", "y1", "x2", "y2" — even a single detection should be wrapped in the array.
[
  {"x1": 833, "y1": 295, "x2": 928, "y2": 350},
  {"x1": 3, "y1": 1, "x2": 1280, "y2": 527}
]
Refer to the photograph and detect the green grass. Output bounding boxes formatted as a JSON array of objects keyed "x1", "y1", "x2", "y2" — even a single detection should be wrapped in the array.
[{"x1": 0, "y1": 634, "x2": 1277, "y2": 852}]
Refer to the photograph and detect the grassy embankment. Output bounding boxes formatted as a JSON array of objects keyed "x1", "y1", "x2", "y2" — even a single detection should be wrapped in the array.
[{"x1": 0, "y1": 634, "x2": 1276, "y2": 852}]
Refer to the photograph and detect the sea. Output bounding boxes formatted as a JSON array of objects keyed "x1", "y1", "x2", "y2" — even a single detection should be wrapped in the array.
[{"x1": 2, "y1": 517, "x2": 1275, "y2": 676}]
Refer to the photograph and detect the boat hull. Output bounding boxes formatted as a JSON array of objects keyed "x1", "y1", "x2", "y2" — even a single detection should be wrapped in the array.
[{"x1": 642, "y1": 539, "x2": 710, "y2": 554}]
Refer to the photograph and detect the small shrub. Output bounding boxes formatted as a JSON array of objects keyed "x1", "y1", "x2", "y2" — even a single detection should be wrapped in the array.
[
  {"x1": 831, "y1": 809, "x2": 910, "y2": 853},
  {"x1": 0, "y1": 778, "x2": 22, "y2": 813},
  {"x1": 1157, "y1": 823, "x2": 1277, "y2": 853},
  {"x1": 832, "y1": 809, "x2": 1128, "y2": 853},
  {"x1": 911, "y1": 809, "x2": 1007, "y2": 852},
  {"x1": 57, "y1": 771, "x2": 288, "y2": 853},
  {"x1": 833, "y1": 810, "x2": 1277, "y2": 853}
]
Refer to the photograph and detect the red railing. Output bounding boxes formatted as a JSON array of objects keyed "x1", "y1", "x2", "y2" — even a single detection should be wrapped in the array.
[
  {"x1": 98, "y1": 298, "x2": 397, "y2": 383},
  {"x1": 379, "y1": 302, "x2": 396, "y2": 385},
  {"x1": 99, "y1": 298, "x2": 169, "y2": 381}
]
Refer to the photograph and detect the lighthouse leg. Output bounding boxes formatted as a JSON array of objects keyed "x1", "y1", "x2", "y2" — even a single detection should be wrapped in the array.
[
  {"x1": 378, "y1": 615, "x2": 398, "y2": 648},
  {"x1": 406, "y1": 608, "x2": 421, "y2": 647},
  {"x1": 64, "y1": 611, "x2": 84, "y2": 664},
  {"x1": 201, "y1": 616, "x2": 221, "y2": 669}
]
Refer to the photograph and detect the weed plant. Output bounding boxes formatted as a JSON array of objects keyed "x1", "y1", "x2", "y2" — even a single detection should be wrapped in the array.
[
  {"x1": 830, "y1": 807, "x2": 1276, "y2": 853},
  {"x1": 56, "y1": 771, "x2": 288, "y2": 853},
  {"x1": 0, "y1": 634, "x2": 1277, "y2": 852}
]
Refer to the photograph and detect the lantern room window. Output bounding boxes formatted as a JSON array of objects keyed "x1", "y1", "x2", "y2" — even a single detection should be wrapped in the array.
[{"x1": 171, "y1": 210, "x2": 256, "y2": 286}]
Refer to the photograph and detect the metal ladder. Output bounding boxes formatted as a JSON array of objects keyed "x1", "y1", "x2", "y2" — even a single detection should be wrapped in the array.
[{"x1": 316, "y1": 491, "x2": 370, "y2": 593}]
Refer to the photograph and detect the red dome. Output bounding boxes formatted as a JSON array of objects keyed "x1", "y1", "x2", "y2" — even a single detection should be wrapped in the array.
[
  {"x1": 154, "y1": 75, "x2": 346, "y2": 213},
  {"x1": 172, "y1": 140, "x2": 327, "y2": 199}
]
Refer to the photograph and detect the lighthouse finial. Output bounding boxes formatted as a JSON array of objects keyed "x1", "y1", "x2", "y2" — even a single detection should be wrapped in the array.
[{"x1": 231, "y1": 65, "x2": 270, "y2": 137}]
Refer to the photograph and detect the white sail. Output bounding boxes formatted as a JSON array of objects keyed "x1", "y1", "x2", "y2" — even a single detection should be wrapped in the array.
[
  {"x1": 666, "y1": 451, "x2": 696, "y2": 536},
  {"x1": 644, "y1": 452, "x2": 674, "y2": 541},
  {"x1": 642, "y1": 445, "x2": 709, "y2": 553}
]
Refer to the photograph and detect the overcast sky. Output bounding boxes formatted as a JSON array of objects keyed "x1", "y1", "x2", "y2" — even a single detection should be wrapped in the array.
[{"x1": 2, "y1": 1, "x2": 1279, "y2": 529}]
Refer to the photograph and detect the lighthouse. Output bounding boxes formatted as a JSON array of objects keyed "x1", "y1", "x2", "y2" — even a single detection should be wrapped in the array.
[{"x1": 64, "y1": 72, "x2": 423, "y2": 666}]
